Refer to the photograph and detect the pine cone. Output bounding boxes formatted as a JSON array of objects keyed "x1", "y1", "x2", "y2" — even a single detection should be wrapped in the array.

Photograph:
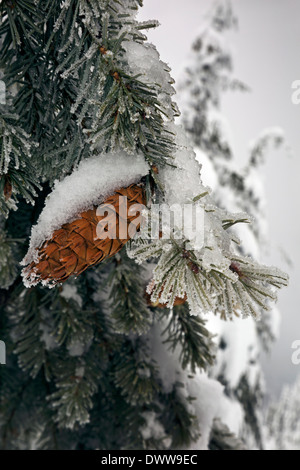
[{"x1": 22, "y1": 184, "x2": 145, "y2": 286}]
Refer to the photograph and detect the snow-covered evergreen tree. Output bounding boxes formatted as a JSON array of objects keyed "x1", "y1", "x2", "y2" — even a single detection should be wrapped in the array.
[
  {"x1": 266, "y1": 375, "x2": 300, "y2": 450},
  {"x1": 177, "y1": 1, "x2": 286, "y2": 449},
  {"x1": 0, "y1": 0, "x2": 287, "y2": 450}
]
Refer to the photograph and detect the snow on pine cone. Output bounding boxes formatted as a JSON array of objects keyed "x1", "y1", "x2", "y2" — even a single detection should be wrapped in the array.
[{"x1": 22, "y1": 184, "x2": 146, "y2": 287}]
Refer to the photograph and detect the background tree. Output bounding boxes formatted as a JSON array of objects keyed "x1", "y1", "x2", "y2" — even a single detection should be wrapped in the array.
[
  {"x1": 265, "y1": 374, "x2": 300, "y2": 450},
  {"x1": 177, "y1": 1, "x2": 287, "y2": 449}
]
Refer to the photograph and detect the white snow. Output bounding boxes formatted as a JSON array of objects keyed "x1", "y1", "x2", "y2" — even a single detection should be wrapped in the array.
[
  {"x1": 187, "y1": 373, "x2": 225, "y2": 450},
  {"x1": 140, "y1": 411, "x2": 171, "y2": 447},
  {"x1": 61, "y1": 284, "x2": 83, "y2": 308},
  {"x1": 123, "y1": 41, "x2": 176, "y2": 119},
  {"x1": 21, "y1": 151, "x2": 149, "y2": 265},
  {"x1": 269, "y1": 305, "x2": 281, "y2": 340},
  {"x1": 206, "y1": 314, "x2": 258, "y2": 389},
  {"x1": 40, "y1": 323, "x2": 58, "y2": 351},
  {"x1": 147, "y1": 318, "x2": 230, "y2": 450},
  {"x1": 195, "y1": 148, "x2": 218, "y2": 190},
  {"x1": 68, "y1": 341, "x2": 85, "y2": 357},
  {"x1": 159, "y1": 123, "x2": 209, "y2": 205},
  {"x1": 216, "y1": 395, "x2": 244, "y2": 437}
]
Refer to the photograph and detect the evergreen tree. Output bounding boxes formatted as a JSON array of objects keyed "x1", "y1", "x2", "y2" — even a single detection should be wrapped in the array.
[
  {"x1": 266, "y1": 375, "x2": 300, "y2": 450},
  {"x1": 0, "y1": 0, "x2": 287, "y2": 450},
  {"x1": 177, "y1": 1, "x2": 287, "y2": 450}
]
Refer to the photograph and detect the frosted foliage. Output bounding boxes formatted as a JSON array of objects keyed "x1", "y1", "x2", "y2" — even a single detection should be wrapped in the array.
[
  {"x1": 248, "y1": 127, "x2": 286, "y2": 167},
  {"x1": 239, "y1": 127, "x2": 287, "y2": 245},
  {"x1": 0, "y1": 234, "x2": 18, "y2": 289},
  {"x1": 177, "y1": 20, "x2": 232, "y2": 136},
  {"x1": 158, "y1": 123, "x2": 232, "y2": 261},
  {"x1": 123, "y1": 41, "x2": 176, "y2": 119},
  {"x1": 208, "y1": 109, "x2": 235, "y2": 154},
  {"x1": 110, "y1": 0, "x2": 139, "y2": 21},
  {"x1": 0, "y1": 116, "x2": 36, "y2": 176},
  {"x1": 129, "y1": 124, "x2": 288, "y2": 317},
  {"x1": 22, "y1": 151, "x2": 149, "y2": 265}
]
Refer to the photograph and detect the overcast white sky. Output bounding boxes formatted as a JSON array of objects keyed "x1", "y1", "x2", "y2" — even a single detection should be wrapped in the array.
[{"x1": 139, "y1": 0, "x2": 300, "y2": 398}]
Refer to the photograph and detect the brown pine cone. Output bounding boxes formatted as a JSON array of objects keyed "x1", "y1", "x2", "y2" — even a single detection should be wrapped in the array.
[{"x1": 22, "y1": 184, "x2": 145, "y2": 286}]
